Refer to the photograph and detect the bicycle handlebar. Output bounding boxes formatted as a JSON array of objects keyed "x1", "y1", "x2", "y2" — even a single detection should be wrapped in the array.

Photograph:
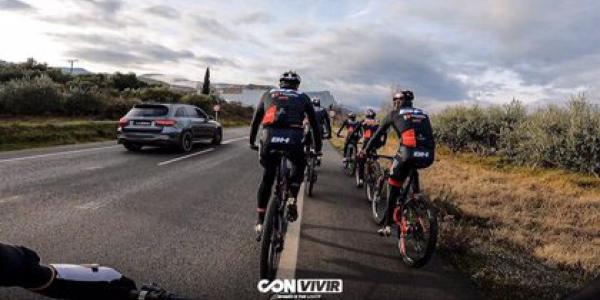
[{"x1": 128, "y1": 284, "x2": 195, "y2": 300}]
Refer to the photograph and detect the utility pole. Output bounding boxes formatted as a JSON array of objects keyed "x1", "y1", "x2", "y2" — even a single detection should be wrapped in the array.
[{"x1": 66, "y1": 59, "x2": 79, "y2": 74}]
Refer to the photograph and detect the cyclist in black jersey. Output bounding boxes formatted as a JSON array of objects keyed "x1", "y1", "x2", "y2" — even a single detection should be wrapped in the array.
[{"x1": 249, "y1": 71, "x2": 322, "y2": 236}]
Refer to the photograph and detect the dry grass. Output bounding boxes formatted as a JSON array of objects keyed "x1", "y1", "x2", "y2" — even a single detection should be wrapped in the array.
[{"x1": 330, "y1": 129, "x2": 600, "y2": 299}]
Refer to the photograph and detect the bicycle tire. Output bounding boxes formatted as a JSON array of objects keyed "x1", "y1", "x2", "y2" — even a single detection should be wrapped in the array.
[
  {"x1": 398, "y1": 194, "x2": 438, "y2": 268},
  {"x1": 307, "y1": 157, "x2": 315, "y2": 196},
  {"x1": 259, "y1": 196, "x2": 282, "y2": 280},
  {"x1": 371, "y1": 174, "x2": 389, "y2": 225},
  {"x1": 344, "y1": 144, "x2": 356, "y2": 176},
  {"x1": 355, "y1": 158, "x2": 363, "y2": 188},
  {"x1": 365, "y1": 160, "x2": 381, "y2": 202}
]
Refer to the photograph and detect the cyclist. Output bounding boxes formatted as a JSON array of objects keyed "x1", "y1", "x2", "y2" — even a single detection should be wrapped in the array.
[
  {"x1": 361, "y1": 90, "x2": 435, "y2": 236},
  {"x1": 312, "y1": 97, "x2": 332, "y2": 139},
  {"x1": 249, "y1": 71, "x2": 322, "y2": 236},
  {"x1": 0, "y1": 242, "x2": 136, "y2": 299},
  {"x1": 356, "y1": 108, "x2": 387, "y2": 186},
  {"x1": 336, "y1": 112, "x2": 362, "y2": 163}
]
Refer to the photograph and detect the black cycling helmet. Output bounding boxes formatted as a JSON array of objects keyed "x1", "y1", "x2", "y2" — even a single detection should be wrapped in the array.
[
  {"x1": 393, "y1": 90, "x2": 414, "y2": 107},
  {"x1": 279, "y1": 70, "x2": 301, "y2": 89},
  {"x1": 365, "y1": 109, "x2": 376, "y2": 119},
  {"x1": 348, "y1": 112, "x2": 356, "y2": 120},
  {"x1": 312, "y1": 97, "x2": 321, "y2": 107}
]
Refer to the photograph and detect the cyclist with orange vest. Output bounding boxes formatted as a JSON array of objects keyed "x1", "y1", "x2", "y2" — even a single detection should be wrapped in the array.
[
  {"x1": 336, "y1": 112, "x2": 362, "y2": 163},
  {"x1": 361, "y1": 90, "x2": 435, "y2": 236},
  {"x1": 356, "y1": 109, "x2": 387, "y2": 186},
  {"x1": 249, "y1": 71, "x2": 322, "y2": 236}
]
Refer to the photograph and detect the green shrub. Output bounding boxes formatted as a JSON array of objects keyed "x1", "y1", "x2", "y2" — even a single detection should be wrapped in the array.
[
  {"x1": 64, "y1": 90, "x2": 106, "y2": 116},
  {"x1": 102, "y1": 97, "x2": 141, "y2": 120},
  {"x1": 0, "y1": 76, "x2": 64, "y2": 115},
  {"x1": 433, "y1": 96, "x2": 600, "y2": 176},
  {"x1": 139, "y1": 87, "x2": 181, "y2": 103}
]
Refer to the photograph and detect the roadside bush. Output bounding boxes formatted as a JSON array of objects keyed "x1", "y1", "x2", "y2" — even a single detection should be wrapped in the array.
[
  {"x1": 139, "y1": 87, "x2": 181, "y2": 103},
  {"x1": 102, "y1": 97, "x2": 141, "y2": 119},
  {"x1": 63, "y1": 90, "x2": 106, "y2": 116},
  {"x1": 433, "y1": 96, "x2": 600, "y2": 176},
  {"x1": 0, "y1": 77, "x2": 63, "y2": 115},
  {"x1": 181, "y1": 93, "x2": 216, "y2": 113},
  {"x1": 109, "y1": 72, "x2": 147, "y2": 91}
]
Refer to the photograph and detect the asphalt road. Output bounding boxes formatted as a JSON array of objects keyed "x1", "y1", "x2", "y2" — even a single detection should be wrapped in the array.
[{"x1": 0, "y1": 127, "x2": 479, "y2": 299}]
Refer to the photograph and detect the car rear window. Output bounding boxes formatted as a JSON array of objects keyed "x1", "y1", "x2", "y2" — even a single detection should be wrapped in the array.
[{"x1": 126, "y1": 105, "x2": 169, "y2": 117}]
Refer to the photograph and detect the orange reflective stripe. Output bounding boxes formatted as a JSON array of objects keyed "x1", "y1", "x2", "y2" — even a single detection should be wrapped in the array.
[
  {"x1": 401, "y1": 129, "x2": 416, "y2": 148},
  {"x1": 262, "y1": 105, "x2": 277, "y2": 125},
  {"x1": 388, "y1": 177, "x2": 403, "y2": 187}
]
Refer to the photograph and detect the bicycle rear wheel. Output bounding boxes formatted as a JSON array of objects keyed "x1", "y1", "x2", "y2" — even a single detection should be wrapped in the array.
[
  {"x1": 398, "y1": 194, "x2": 438, "y2": 268},
  {"x1": 343, "y1": 143, "x2": 356, "y2": 176},
  {"x1": 260, "y1": 196, "x2": 283, "y2": 280}
]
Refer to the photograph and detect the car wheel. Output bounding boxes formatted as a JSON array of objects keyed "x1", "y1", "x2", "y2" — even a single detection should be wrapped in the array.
[
  {"x1": 179, "y1": 131, "x2": 193, "y2": 153},
  {"x1": 124, "y1": 142, "x2": 142, "y2": 152},
  {"x1": 212, "y1": 128, "x2": 222, "y2": 145}
]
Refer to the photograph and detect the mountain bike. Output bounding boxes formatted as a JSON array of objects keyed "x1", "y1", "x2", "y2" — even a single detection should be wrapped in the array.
[
  {"x1": 304, "y1": 149, "x2": 319, "y2": 197},
  {"x1": 359, "y1": 151, "x2": 383, "y2": 201},
  {"x1": 255, "y1": 149, "x2": 295, "y2": 280},
  {"x1": 340, "y1": 133, "x2": 360, "y2": 177},
  {"x1": 369, "y1": 154, "x2": 438, "y2": 268}
]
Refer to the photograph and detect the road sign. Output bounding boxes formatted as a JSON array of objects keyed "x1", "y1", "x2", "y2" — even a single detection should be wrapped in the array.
[{"x1": 213, "y1": 104, "x2": 220, "y2": 112}]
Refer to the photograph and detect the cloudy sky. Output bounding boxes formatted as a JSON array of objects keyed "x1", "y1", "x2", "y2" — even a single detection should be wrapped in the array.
[{"x1": 1, "y1": 0, "x2": 599, "y2": 110}]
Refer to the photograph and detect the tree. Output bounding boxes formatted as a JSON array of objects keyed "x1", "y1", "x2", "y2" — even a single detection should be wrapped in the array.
[{"x1": 201, "y1": 67, "x2": 210, "y2": 95}]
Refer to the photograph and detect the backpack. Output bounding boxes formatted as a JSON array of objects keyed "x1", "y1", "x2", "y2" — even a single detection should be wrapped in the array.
[{"x1": 399, "y1": 108, "x2": 435, "y2": 169}]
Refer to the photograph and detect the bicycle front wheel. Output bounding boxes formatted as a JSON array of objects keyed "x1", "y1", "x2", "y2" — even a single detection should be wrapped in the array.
[
  {"x1": 260, "y1": 196, "x2": 283, "y2": 280},
  {"x1": 305, "y1": 156, "x2": 315, "y2": 197},
  {"x1": 371, "y1": 176, "x2": 389, "y2": 225},
  {"x1": 365, "y1": 161, "x2": 382, "y2": 202}
]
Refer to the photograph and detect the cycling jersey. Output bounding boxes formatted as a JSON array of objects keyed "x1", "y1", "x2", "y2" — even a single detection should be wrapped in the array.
[
  {"x1": 337, "y1": 118, "x2": 362, "y2": 158},
  {"x1": 364, "y1": 107, "x2": 434, "y2": 157},
  {"x1": 313, "y1": 106, "x2": 331, "y2": 138},
  {"x1": 337, "y1": 119, "x2": 362, "y2": 140}
]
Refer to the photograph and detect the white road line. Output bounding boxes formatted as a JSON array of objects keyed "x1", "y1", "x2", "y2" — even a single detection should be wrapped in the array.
[
  {"x1": 276, "y1": 183, "x2": 305, "y2": 279},
  {"x1": 0, "y1": 145, "x2": 120, "y2": 164},
  {"x1": 222, "y1": 136, "x2": 249, "y2": 144},
  {"x1": 157, "y1": 148, "x2": 215, "y2": 166},
  {"x1": 156, "y1": 136, "x2": 248, "y2": 166}
]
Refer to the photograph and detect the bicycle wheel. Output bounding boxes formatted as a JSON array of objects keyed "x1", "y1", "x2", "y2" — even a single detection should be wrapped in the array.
[
  {"x1": 365, "y1": 161, "x2": 382, "y2": 202},
  {"x1": 371, "y1": 174, "x2": 389, "y2": 225},
  {"x1": 355, "y1": 158, "x2": 363, "y2": 188},
  {"x1": 398, "y1": 194, "x2": 438, "y2": 268},
  {"x1": 305, "y1": 156, "x2": 315, "y2": 197},
  {"x1": 260, "y1": 196, "x2": 283, "y2": 280},
  {"x1": 343, "y1": 143, "x2": 356, "y2": 176}
]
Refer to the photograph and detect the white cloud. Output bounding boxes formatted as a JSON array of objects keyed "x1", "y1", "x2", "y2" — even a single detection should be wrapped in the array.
[{"x1": 1, "y1": 0, "x2": 599, "y2": 111}]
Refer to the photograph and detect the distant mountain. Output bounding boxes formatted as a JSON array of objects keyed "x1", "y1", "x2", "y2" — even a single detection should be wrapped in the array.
[
  {"x1": 139, "y1": 73, "x2": 199, "y2": 89},
  {"x1": 58, "y1": 67, "x2": 92, "y2": 75},
  {"x1": 137, "y1": 73, "x2": 338, "y2": 108}
]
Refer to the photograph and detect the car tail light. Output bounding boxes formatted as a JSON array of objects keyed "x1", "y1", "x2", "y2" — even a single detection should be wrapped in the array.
[
  {"x1": 118, "y1": 117, "x2": 128, "y2": 128},
  {"x1": 155, "y1": 119, "x2": 177, "y2": 127}
]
